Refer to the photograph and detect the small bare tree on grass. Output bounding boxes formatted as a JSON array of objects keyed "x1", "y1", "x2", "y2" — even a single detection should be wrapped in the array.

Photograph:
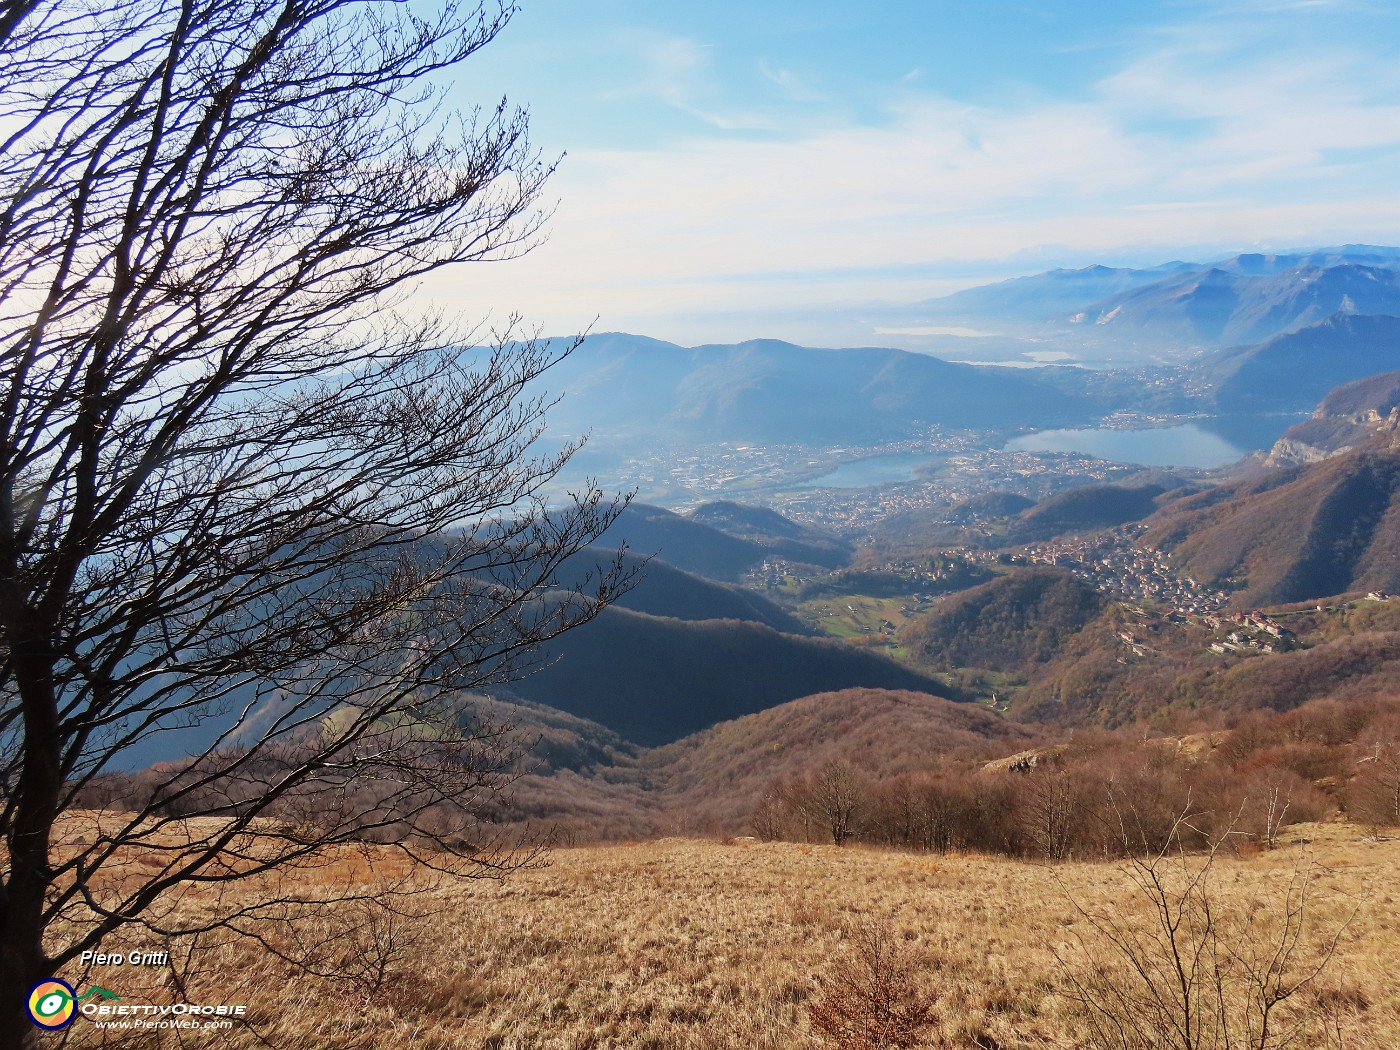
[
  {"x1": 809, "y1": 919, "x2": 939, "y2": 1050},
  {"x1": 248, "y1": 867, "x2": 440, "y2": 1002},
  {"x1": 1060, "y1": 803, "x2": 1360, "y2": 1050}
]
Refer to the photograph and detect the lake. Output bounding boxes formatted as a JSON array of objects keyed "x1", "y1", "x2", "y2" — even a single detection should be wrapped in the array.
[{"x1": 1004, "y1": 424, "x2": 1246, "y2": 468}]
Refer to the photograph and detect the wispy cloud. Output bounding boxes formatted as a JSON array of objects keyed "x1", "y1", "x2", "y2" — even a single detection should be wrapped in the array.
[
  {"x1": 597, "y1": 30, "x2": 776, "y2": 131},
  {"x1": 758, "y1": 60, "x2": 826, "y2": 102}
]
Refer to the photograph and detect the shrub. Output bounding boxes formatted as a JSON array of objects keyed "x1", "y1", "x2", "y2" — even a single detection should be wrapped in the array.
[{"x1": 809, "y1": 920, "x2": 939, "y2": 1050}]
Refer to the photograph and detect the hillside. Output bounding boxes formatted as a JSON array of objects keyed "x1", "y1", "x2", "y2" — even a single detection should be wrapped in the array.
[
  {"x1": 1011, "y1": 598, "x2": 1400, "y2": 728},
  {"x1": 1016, "y1": 482, "x2": 1168, "y2": 535},
  {"x1": 1269, "y1": 369, "x2": 1400, "y2": 464},
  {"x1": 1197, "y1": 313, "x2": 1400, "y2": 414},
  {"x1": 452, "y1": 693, "x2": 641, "y2": 775},
  {"x1": 1144, "y1": 439, "x2": 1400, "y2": 606},
  {"x1": 475, "y1": 686, "x2": 1051, "y2": 842},
  {"x1": 870, "y1": 482, "x2": 1172, "y2": 550},
  {"x1": 504, "y1": 605, "x2": 951, "y2": 745},
  {"x1": 688, "y1": 500, "x2": 852, "y2": 568},
  {"x1": 560, "y1": 545, "x2": 808, "y2": 633},
  {"x1": 947, "y1": 490, "x2": 1037, "y2": 520},
  {"x1": 1317, "y1": 367, "x2": 1400, "y2": 417},
  {"x1": 588, "y1": 502, "x2": 779, "y2": 580},
  {"x1": 649, "y1": 688, "x2": 1041, "y2": 818},
  {"x1": 900, "y1": 568, "x2": 1107, "y2": 675}
]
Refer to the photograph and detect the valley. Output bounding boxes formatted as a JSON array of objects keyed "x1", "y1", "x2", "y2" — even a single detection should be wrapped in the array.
[
  {"x1": 15, "y1": 1, "x2": 1400, "y2": 1043},
  {"x1": 48, "y1": 243, "x2": 1400, "y2": 1047},
  {"x1": 89, "y1": 245, "x2": 1400, "y2": 810}
]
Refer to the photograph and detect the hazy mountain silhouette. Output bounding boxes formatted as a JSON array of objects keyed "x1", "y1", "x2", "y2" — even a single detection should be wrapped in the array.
[
  {"x1": 1197, "y1": 313, "x2": 1400, "y2": 413},
  {"x1": 541, "y1": 333, "x2": 1099, "y2": 442},
  {"x1": 897, "y1": 247, "x2": 1400, "y2": 354}
]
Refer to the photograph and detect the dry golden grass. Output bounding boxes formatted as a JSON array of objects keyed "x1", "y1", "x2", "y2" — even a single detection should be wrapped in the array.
[{"x1": 51, "y1": 820, "x2": 1400, "y2": 1049}]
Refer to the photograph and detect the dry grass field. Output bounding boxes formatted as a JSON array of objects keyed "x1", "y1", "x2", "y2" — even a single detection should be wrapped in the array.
[{"x1": 53, "y1": 819, "x2": 1399, "y2": 1049}]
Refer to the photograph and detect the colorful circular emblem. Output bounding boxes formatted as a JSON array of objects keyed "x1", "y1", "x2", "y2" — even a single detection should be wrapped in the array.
[{"x1": 28, "y1": 979, "x2": 77, "y2": 1029}]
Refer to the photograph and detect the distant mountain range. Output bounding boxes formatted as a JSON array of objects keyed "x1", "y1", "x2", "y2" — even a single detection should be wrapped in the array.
[
  {"x1": 1075, "y1": 265, "x2": 1400, "y2": 350},
  {"x1": 900, "y1": 245, "x2": 1400, "y2": 355},
  {"x1": 520, "y1": 258, "x2": 1400, "y2": 459}
]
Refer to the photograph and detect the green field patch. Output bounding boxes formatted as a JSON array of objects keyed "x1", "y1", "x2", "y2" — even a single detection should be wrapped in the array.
[{"x1": 795, "y1": 593, "x2": 912, "y2": 641}]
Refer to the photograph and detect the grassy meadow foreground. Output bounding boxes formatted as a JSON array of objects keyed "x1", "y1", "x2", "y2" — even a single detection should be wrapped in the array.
[{"x1": 56, "y1": 821, "x2": 1398, "y2": 1049}]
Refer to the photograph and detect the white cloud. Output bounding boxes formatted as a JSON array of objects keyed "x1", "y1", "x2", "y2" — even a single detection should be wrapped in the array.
[{"x1": 425, "y1": 19, "x2": 1400, "y2": 342}]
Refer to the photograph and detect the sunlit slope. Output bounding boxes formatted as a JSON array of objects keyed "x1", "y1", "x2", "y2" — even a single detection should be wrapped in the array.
[{"x1": 1145, "y1": 441, "x2": 1400, "y2": 606}]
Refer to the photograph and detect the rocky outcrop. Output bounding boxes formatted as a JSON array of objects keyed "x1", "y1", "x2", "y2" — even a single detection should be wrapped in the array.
[
  {"x1": 1267, "y1": 376, "x2": 1400, "y2": 466},
  {"x1": 1266, "y1": 437, "x2": 1345, "y2": 468}
]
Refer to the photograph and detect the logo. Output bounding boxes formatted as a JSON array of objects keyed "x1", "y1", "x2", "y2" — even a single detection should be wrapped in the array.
[{"x1": 27, "y1": 980, "x2": 119, "y2": 1029}]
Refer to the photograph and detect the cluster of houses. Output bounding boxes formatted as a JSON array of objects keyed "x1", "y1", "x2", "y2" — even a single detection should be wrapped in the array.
[
  {"x1": 1202, "y1": 610, "x2": 1297, "y2": 656},
  {"x1": 976, "y1": 529, "x2": 1230, "y2": 616}
]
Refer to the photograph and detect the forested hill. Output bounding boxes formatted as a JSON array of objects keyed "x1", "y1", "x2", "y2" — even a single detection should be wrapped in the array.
[
  {"x1": 1269, "y1": 368, "x2": 1400, "y2": 464},
  {"x1": 557, "y1": 545, "x2": 809, "y2": 634},
  {"x1": 871, "y1": 482, "x2": 1178, "y2": 550},
  {"x1": 899, "y1": 569, "x2": 1108, "y2": 674},
  {"x1": 502, "y1": 606, "x2": 950, "y2": 746},
  {"x1": 588, "y1": 501, "x2": 851, "y2": 580},
  {"x1": 687, "y1": 500, "x2": 853, "y2": 568},
  {"x1": 1144, "y1": 437, "x2": 1400, "y2": 606}
]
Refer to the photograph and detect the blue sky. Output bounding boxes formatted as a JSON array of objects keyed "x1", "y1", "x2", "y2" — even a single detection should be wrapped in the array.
[{"x1": 424, "y1": 0, "x2": 1400, "y2": 345}]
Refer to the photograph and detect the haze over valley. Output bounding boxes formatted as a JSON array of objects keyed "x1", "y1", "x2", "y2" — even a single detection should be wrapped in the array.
[{"x1": 101, "y1": 243, "x2": 1400, "y2": 841}]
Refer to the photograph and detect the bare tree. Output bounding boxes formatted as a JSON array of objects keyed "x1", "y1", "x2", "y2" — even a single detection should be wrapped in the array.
[
  {"x1": 1024, "y1": 768, "x2": 1080, "y2": 861},
  {"x1": 809, "y1": 918, "x2": 939, "y2": 1050},
  {"x1": 0, "y1": 0, "x2": 628, "y2": 1035},
  {"x1": 1060, "y1": 802, "x2": 1359, "y2": 1050},
  {"x1": 1351, "y1": 728, "x2": 1400, "y2": 829},
  {"x1": 801, "y1": 761, "x2": 869, "y2": 847}
]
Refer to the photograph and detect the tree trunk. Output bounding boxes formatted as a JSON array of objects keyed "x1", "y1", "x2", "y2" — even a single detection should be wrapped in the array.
[{"x1": 3, "y1": 634, "x2": 61, "y2": 1047}]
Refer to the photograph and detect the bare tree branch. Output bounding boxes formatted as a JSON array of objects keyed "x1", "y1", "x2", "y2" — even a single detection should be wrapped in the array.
[{"x1": 0, "y1": 0, "x2": 627, "y2": 1037}]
